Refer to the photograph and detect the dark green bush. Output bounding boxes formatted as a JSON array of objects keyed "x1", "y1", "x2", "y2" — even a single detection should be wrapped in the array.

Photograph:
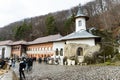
[
  {"x1": 105, "y1": 61, "x2": 111, "y2": 65},
  {"x1": 112, "y1": 54, "x2": 120, "y2": 62}
]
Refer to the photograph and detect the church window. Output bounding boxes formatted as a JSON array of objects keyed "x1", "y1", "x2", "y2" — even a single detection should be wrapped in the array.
[
  {"x1": 56, "y1": 48, "x2": 59, "y2": 56},
  {"x1": 60, "y1": 48, "x2": 63, "y2": 56},
  {"x1": 78, "y1": 20, "x2": 82, "y2": 26}
]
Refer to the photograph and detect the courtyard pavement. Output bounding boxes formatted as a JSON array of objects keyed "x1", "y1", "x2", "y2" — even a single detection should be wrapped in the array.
[
  {"x1": 12, "y1": 62, "x2": 120, "y2": 80},
  {"x1": 0, "y1": 70, "x2": 14, "y2": 80}
]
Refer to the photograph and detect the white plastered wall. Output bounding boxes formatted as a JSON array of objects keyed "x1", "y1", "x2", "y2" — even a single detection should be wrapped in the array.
[
  {"x1": 0, "y1": 46, "x2": 11, "y2": 58},
  {"x1": 75, "y1": 18, "x2": 86, "y2": 32},
  {"x1": 66, "y1": 38, "x2": 95, "y2": 46},
  {"x1": 53, "y1": 41, "x2": 65, "y2": 65}
]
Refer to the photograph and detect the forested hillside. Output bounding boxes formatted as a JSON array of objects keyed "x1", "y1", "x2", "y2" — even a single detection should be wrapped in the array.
[{"x1": 0, "y1": 0, "x2": 120, "y2": 41}]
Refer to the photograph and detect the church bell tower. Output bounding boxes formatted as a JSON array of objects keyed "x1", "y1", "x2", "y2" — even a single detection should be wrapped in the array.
[{"x1": 75, "y1": 4, "x2": 89, "y2": 32}]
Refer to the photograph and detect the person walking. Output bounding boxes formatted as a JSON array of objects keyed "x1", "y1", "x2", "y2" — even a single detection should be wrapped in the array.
[
  {"x1": 8, "y1": 59, "x2": 12, "y2": 69},
  {"x1": 19, "y1": 60, "x2": 26, "y2": 80},
  {"x1": 29, "y1": 58, "x2": 33, "y2": 71},
  {"x1": 12, "y1": 58, "x2": 16, "y2": 67},
  {"x1": 27, "y1": 58, "x2": 33, "y2": 72}
]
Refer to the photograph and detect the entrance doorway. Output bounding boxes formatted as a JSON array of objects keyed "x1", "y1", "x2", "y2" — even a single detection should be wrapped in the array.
[{"x1": 77, "y1": 47, "x2": 83, "y2": 56}]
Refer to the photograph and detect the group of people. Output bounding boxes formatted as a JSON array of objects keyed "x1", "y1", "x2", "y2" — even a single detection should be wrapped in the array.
[
  {"x1": 38, "y1": 57, "x2": 53, "y2": 64},
  {"x1": 38, "y1": 56, "x2": 60, "y2": 65},
  {"x1": 8, "y1": 58, "x2": 16, "y2": 69},
  {"x1": 0, "y1": 59, "x2": 6, "y2": 69},
  {"x1": 0, "y1": 57, "x2": 34, "y2": 80},
  {"x1": 0, "y1": 56, "x2": 60, "y2": 80},
  {"x1": 0, "y1": 58, "x2": 16, "y2": 69},
  {"x1": 19, "y1": 57, "x2": 33, "y2": 80}
]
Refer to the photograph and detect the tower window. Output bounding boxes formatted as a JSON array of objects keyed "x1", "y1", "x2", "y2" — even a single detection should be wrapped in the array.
[{"x1": 78, "y1": 20, "x2": 82, "y2": 26}]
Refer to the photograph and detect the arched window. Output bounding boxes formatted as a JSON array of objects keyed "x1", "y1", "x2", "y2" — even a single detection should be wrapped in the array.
[
  {"x1": 41, "y1": 54, "x2": 43, "y2": 57},
  {"x1": 39, "y1": 48, "x2": 41, "y2": 50},
  {"x1": 44, "y1": 54, "x2": 46, "y2": 57},
  {"x1": 60, "y1": 48, "x2": 63, "y2": 56},
  {"x1": 77, "y1": 47, "x2": 83, "y2": 56},
  {"x1": 78, "y1": 20, "x2": 82, "y2": 26},
  {"x1": 42, "y1": 47, "x2": 44, "y2": 51},
  {"x1": 56, "y1": 48, "x2": 59, "y2": 56}
]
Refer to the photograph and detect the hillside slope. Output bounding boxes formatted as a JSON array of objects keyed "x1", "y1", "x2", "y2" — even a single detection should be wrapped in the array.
[{"x1": 0, "y1": 0, "x2": 120, "y2": 41}]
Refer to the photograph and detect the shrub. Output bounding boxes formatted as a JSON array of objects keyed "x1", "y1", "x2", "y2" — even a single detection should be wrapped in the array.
[
  {"x1": 105, "y1": 61, "x2": 111, "y2": 65},
  {"x1": 112, "y1": 54, "x2": 120, "y2": 62}
]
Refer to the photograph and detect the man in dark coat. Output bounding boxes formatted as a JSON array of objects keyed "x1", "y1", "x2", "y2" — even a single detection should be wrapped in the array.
[
  {"x1": 19, "y1": 60, "x2": 26, "y2": 80},
  {"x1": 27, "y1": 58, "x2": 33, "y2": 72}
]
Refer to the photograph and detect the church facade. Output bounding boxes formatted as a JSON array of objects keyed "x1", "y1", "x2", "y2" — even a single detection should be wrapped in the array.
[{"x1": 53, "y1": 6, "x2": 100, "y2": 65}]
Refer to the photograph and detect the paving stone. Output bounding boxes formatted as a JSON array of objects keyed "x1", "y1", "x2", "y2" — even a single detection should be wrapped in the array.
[
  {"x1": 13, "y1": 62, "x2": 120, "y2": 80},
  {"x1": 1, "y1": 70, "x2": 13, "y2": 80}
]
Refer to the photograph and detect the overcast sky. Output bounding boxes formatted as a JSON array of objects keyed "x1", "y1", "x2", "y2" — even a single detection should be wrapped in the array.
[{"x1": 0, "y1": 0, "x2": 94, "y2": 27}]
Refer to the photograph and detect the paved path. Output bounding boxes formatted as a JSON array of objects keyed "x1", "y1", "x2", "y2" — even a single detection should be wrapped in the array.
[
  {"x1": 0, "y1": 70, "x2": 13, "y2": 80},
  {"x1": 13, "y1": 62, "x2": 120, "y2": 80}
]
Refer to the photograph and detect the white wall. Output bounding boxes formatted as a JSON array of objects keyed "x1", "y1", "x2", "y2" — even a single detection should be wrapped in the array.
[
  {"x1": 0, "y1": 50, "x2": 2, "y2": 58},
  {"x1": 0, "y1": 46, "x2": 11, "y2": 58},
  {"x1": 6, "y1": 46, "x2": 12, "y2": 58},
  {"x1": 53, "y1": 41, "x2": 65, "y2": 52},
  {"x1": 53, "y1": 41, "x2": 65, "y2": 65},
  {"x1": 66, "y1": 38, "x2": 95, "y2": 46},
  {"x1": 75, "y1": 18, "x2": 86, "y2": 32}
]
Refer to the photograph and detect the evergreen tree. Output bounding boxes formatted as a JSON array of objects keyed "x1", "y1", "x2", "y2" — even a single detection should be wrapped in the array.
[
  {"x1": 91, "y1": 29, "x2": 119, "y2": 62},
  {"x1": 13, "y1": 22, "x2": 32, "y2": 40},
  {"x1": 45, "y1": 15, "x2": 58, "y2": 35},
  {"x1": 64, "y1": 14, "x2": 75, "y2": 34}
]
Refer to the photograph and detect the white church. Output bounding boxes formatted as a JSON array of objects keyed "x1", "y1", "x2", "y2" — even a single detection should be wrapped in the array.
[{"x1": 53, "y1": 5, "x2": 100, "y2": 65}]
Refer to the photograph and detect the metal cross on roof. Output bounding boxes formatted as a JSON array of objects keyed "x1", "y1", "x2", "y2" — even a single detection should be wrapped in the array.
[
  {"x1": 75, "y1": 4, "x2": 89, "y2": 20},
  {"x1": 76, "y1": 4, "x2": 84, "y2": 16}
]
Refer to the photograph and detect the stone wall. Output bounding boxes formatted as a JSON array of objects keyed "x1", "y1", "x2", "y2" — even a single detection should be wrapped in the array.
[{"x1": 64, "y1": 43, "x2": 100, "y2": 62}]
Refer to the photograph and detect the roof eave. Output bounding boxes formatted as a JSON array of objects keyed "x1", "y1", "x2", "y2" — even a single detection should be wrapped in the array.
[
  {"x1": 75, "y1": 16, "x2": 89, "y2": 21},
  {"x1": 58, "y1": 36, "x2": 100, "y2": 41}
]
